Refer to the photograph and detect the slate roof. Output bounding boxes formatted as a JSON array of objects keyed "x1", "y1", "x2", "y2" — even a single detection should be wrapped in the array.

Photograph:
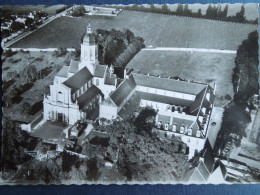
[
  {"x1": 137, "y1": 91, "x2": 193, "y2": 107},
  {"x1": 110, "y1": 77, "x2": 136, "y2": 107},
  {"x1": 68, "y1": 60, "x2": 79, "y2": 74},
  {"x1": 104, "y1": 73, "x2": 117, "y2": 85},
  {"x1": 114, "y1": 67, "x2": 125, "y2": 79},
  {"x1": 56, "y1": 66, "x2": 69, "y2": 78},
  {"x1": 132, "y1": 73, "x2": 206, "y2": 95},
  {"x1": 181, "y1": 167, "x2": 206, "y2": 183},
  {"x1": 82, "y1": 32, "x2": 95, "y2": 45},
  {"x1": 94, "y1": 65, "x2": 107, "y2": 78},
  {"x1": 63, "y1": 67, "x2": 93, "y2": 94},
  {"x1": 77, "y1": 85, "x2": 103, "y2": 112},
  {"x1": 118, "y1": 92, "x2": 141, "y2": 120},
  {"x1": 202, "y1": 149, "x2": 215, "y2": 173}
]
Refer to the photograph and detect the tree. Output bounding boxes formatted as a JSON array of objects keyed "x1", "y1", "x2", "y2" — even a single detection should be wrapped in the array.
[
  {"x1": 175, "y1": 4, "x2": 184, "y2": 16},
  {"x1": 72, "y1": 5, "x2": 86, "y2": 17},
  {"x1": 10, "y1": 21, "x2": 25, "y2": 32},
  {"x1": 236, "y1": 4, "x2": 245, "y2": 23},
  {"x1": 20, "y1": 102, "x2": 31, "y2": 116},
  {"x1": 150, "y1": 4, "x2": 156, "y2": 12},
  {"x1": 197, "y1": 9, "x2": 202, "y2": 17},
  {"x1": 20, "y1": 64, "x2": 38, "y2": 83},
  {"x1": 25, "y1": 17, "x2": 34, "y2": 30},
  {"x1": 161, "y1": 4, "x2": 170, "y2": 14},
  {"x1": 223, "y1": 4, "x2": 228, "y2": 19},
  {"x1": 206, "y1": 4, "x2": 213, "y2": 18},
  {"x1": 184, "y1": 4, "x2": 192, "y2": 16}
]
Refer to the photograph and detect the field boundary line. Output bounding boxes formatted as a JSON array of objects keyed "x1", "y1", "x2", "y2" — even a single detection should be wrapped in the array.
[
  {"x1": 5, "y1": 48, "x2": 76, "y2": 52},
  {"x1": 143, "y1": 47, "x2": 237, "y2": 54}
]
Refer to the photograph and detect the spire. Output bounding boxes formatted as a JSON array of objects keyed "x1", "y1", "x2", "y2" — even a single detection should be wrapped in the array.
[{"x1": 87, "y1": 20, "x2": 92, "y2": 34}]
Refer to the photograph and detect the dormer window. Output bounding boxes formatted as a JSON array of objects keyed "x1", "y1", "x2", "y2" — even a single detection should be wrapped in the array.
[
  {"x1": 180, "y1": 125, "x2": 185, "y2": 133},
  {"x1": 172, "y1": 124, "x2": 177, "y2": 132},
  {"x1": 188, "y1": 128, "x2": 193, "y2": 136},
  {"x1": 157, "y1": 121, "x2": 162, "y2": 129},
  {"x1": 164, "y1": 123, "x2": 169, "y2": 130},
  {"x1": 196, "y1": 130, "x2": 201, "y2": 137}
]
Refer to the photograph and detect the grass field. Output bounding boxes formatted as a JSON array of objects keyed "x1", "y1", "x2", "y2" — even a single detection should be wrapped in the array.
[
  {"x1": 126, "y1": 49, "x2": 236, "y2": 107},
  {"x1": 11, "y1": 10, "x2": 258, "y2": 50}
]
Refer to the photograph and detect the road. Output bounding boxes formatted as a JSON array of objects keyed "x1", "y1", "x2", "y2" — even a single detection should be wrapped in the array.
[
  {"x1": 3, "y1": 6, "x2": 75, "y2": 49},
  {"x1": 143, "y1": 47, "x2": 237, "y2": 54}
]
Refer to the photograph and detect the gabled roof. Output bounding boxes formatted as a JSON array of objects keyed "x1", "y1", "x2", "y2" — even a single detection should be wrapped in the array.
[
  {"x1": 110, "y1": 78, "x2": 136, "y2": 107},
  {"x1": 63, "y1": 67, "x2": 93, "y2": 94},
  {"x1": 181, "y1": 167, "x2": 206, "y2": 183},
  {"x1": 114, "y1": 67, "x2": 125, "y2": 79},
  {"x1": 94, "y1": 65, "x2": 107, "y2": 78},
  {"x1": 202, "y1": 149, "x2": 215, "y2": 173},
  {"x1": 68, "y1": 60, "x2": 79, "y2": 74},
  {"x1": 101, "y1": 97, "x2": 117, "y2": 107},
  {"x1": 104, "y1": 73, "x2": 117, "y2": 85},
  {"x1": 56, "y1": 66, "x2": 69, "y2": 78},
  {"x1": 118, "y1": 92, "x2": 141, "y2": 120},
  {"x1": 137, "y1": 91, "x2": 193, "y2": 107},
  {"x1": 132, "y1": 73, "x2": 207, "y2": 95},
  {"x1": 182, "y1": 161, "x2": 210, "y2": 183},
  {"x1": 77, "y1": 85, "x2": 103, "y2": 112}
]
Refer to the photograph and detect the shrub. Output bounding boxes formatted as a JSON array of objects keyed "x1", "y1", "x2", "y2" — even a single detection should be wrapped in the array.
[{"x1": 4, "y1": 49, "x2": 17, "y2": 57}]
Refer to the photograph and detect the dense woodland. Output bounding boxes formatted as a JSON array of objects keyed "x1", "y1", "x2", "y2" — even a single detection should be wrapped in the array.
[
  {"x1": 94, "y1": 29, "x2": 145, "y2": 68},
  {"x1": 1, "y1": 108, "x2": 188, "y2": 183}
]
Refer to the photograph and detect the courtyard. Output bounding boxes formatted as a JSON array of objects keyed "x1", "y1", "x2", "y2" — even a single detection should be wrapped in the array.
[{"x1": 31, "y1": 121, "x2": 67, "y2": 140}]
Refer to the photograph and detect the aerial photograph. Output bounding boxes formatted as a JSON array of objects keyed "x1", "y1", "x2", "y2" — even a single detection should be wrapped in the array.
[{"x1": 0, "y1": 3, "x2": 259, "y2": 184}]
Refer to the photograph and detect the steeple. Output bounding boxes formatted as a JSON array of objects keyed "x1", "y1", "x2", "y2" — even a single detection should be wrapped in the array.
[
  {"x1": 82, "y1": 21, "x2": 95, "y2": 45},
  {"x1": 109, "y1": 65, "x2": 114, "y2": 76},
  {"x1": 87, "y1": 20, "x2": 92, "y2": 34},
  {"x1": 79, "y1": 21, "x2": 97, "y2": 74}
]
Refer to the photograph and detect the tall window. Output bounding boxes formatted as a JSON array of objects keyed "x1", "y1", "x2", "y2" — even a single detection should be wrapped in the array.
[{"x1": 96, "y1": 79, "x2": 99, "y2": 86}]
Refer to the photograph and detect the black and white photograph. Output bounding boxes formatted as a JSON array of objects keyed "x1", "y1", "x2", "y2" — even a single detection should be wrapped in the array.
[{"x1": 0, "y1": 2, "x2": 259, "y2": 184}]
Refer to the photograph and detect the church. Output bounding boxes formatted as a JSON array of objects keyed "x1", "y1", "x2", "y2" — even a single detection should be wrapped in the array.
[
  {"x1": 43, "y1": 23, "x2": 119, "y2": 125},
  {"x1": 43, "y1": 22, "x2": 216, "y2": 158}
]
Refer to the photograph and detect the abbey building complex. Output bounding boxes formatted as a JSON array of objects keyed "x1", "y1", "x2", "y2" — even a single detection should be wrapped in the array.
[{"x1": 43, "y1": 23, "x2": 216, "y2": 159}]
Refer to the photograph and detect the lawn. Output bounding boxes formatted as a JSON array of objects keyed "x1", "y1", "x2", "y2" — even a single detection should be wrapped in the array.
[
  {"x1": 126, "y1": 50, "x2": 236, "y2": 107},
  {"x1": 11, "y1": 10, "x2": 257, "y2": 50}
]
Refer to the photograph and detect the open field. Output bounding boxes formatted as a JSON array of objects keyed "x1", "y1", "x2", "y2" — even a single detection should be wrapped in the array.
[
  {"x1": 11, "y1": 10, "x2": 258, "y2": 50},
  {"x1": 126, "y1": 49, "x2": 236, "y2": 107},
  {"x1": 2, "y1": 51, "x2": 76, "y2": 123}
]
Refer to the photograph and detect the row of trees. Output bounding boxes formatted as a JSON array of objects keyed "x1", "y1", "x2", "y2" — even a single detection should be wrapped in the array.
[
  {"x1": 214, "y1": 31, "x2": 259, "y2": 154},
  {"x1": 114, "y1": 4, "x2": 258, "y2": 24}
]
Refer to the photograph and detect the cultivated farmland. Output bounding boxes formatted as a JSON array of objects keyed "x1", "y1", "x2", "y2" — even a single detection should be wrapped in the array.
[
  {"x1": 126, "y1": 49, "x2": 236, "y2": 107},
  {"x1": 11, "y1": 10, "x2": 258, "y2": 50}
]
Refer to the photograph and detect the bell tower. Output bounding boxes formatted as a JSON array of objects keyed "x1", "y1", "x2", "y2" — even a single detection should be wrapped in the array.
[{"x1": 79, "y1": 22, "x2": 97, "y2": 74}]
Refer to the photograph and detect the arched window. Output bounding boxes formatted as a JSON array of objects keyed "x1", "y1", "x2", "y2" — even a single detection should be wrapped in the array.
[
  {"x1": 96, "y1": 79, "x2": 99, "y2": 86},
  {"x1": 57, "y1": 91, "x2": 63, "y2": 102}
]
